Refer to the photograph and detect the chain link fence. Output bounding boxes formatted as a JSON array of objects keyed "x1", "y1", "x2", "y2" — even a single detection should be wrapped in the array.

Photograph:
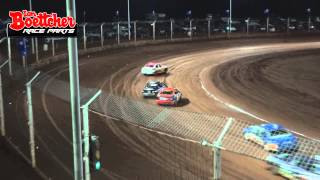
[
  {"x1": 2, "y1": 59, "x2": 319, "y2": 179},
  {"x1": 1, "y1": 16, "x2": 320, "y2": 179},
  {"x1": 1, "y1": 16, "x2": 316, "y2": 65}
]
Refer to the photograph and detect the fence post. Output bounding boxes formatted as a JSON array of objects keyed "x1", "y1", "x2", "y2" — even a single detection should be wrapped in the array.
[
  {"x1": 7, "y1": 37, "x2": 12, "y2": 76},
  {"x1": 208, "y1": 19, "x2": 211, "y2": 39},
  {"x1": 308, "y1": 16, "x2": 311, "y2": 32},
  {"x1": 26, "y1": 71, "x2": 40, "y2": 168},
  {"x1": 266, "y1": 17, "x2": 270, "y2": 33},
  {"x1": 22, "y1": 56, "x2": 26, "y2": 69},
  {"x1": 246, "y1": 18, "x2": 250, "y2": 35},
  {"x1": 287, "y1": 18, "x2": 290, "y2": 33},
  {"x1": 0, "y1": 72, "x2": 4, "y2": 136},
  {"x1": 189, "y1": 19, "x2": 193, "y2": 40},
  {"x1": 152, "y1": 21, "x2": 156, "y2": 41},
  {"x1": 52, "y1": 39, "x2": 55, "y2": 56},
  {"x1": 6, "y1": 26, "x2": 12, "y2": 76},
  {"x1": 101, "y1": 23, "x2": 105, "y2": 47},
  {"x1": 227, "y1": 18, "x2": 230, "y2": 39},
  {"x1": 201, "y1": 117, "x2": 234, "y2": 180},
  {"x1": 170, "y1": 19, "x2": 173, "y2": 41},
  {"x1": 117, "y1": 22, "x2": 120, "y2": 45},
  {"x1": 31, "y1": 38, "x2": 35, "y2": 54},
  {"x1": 81, "y1": 90, "x2": 102, "y2": 180},
  {"x1": 35, "y1": 38, "x2": 39, "y2": 63},
  {"x1": 134, "y1": 21, "x2": 137, "y2": 43},
  {"x1": 0, "y1": 60, "x2": 8, "y2": 137},
  {"x1": 83, "y1": 23, "x2": 87, "y2": 50}
]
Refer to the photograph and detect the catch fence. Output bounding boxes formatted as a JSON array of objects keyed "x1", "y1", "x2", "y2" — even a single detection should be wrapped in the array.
[
  {"x1": 0, "y1": 17, "x2": 320, "y2": 179},
  {"x1": 1, "y1": 59, "x2": 319, "y2": 179},
  {"x1": 1, "y1": 16, "x2": 319, "y2": 67}
]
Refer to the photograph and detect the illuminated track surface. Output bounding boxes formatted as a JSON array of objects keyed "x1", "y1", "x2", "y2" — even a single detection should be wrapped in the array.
[
  {"x1": 120, "y1": 42, "x2": 320, "y2": 136},
  {"x1": 107, "y1": 41, "x2": 320, "y2": 179},
  {"x1": 23, "y1": 38, "x2": 320, "y2": 179}
]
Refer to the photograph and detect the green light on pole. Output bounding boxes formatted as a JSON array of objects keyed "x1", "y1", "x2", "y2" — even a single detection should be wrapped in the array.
[
  {"x1": 81, "y1": 90, "x2": 102, "y2": 180},
  {"x1": 95, "y1": 161, "x2": 101, "y2": 171}
]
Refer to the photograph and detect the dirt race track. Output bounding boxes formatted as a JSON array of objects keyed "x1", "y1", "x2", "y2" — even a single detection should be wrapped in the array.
[{"x1": 4, "y1": 36, "x2": 320, "y2": 180}]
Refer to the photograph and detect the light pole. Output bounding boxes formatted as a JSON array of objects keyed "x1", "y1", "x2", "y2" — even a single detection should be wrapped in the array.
[
  {"x1": 115, "y1": 10, "x2": 120, "y2": 44},
  {"x1": 170, "y1": 19, "x2": 173, "y2": 40},
  {"x1": 189, "y1": 19, "x2": 193, "y2": 40},
  {"x1": 115, "y1": 10, "x2": 120, "y2": 22},
  {"x1": 208, "y1": 16, "x2": 212, "y2": 39},
  {"x1": 225, "y1": 9, "x2": 230, "y2": 37},
  {"x1": 229, "y1": 0, "x2": 232, "y2": 35},
  {"x1": 186, "y1": 10, "x2": 192, "y2": 19},
  {"x1": 100, "y1": 23, "x2": 105, "y2": 47},
  {"x1": 83, "y1": 10, "x2": 86, "y2": 23},
  {"x1": 264, "y1": 9, "x2": 270, "y2": 33},
  {"x1": 245, "y1": 18, "x2": 250, "y2": 35},
  {"x1": 186, "y1": 10, "x2": 192, "y2": 38},
  {"x1": 152, "y1": 10, "x2": 157, "y2": 40},
  {"x1": 81, "y1": 90, "x2": 102, "y2": 180},
  {"x1": 127, "y1": 0, "x2": 131, "y2": 40},
  {"x1": 307, "y1": 8, "x2": 311, "y2": 32},
  {"x1": 66, "y1": 0, "x2": 84, "y2": 179},
  {"x1": 117, "y1": 22, "x2": 120, "y2": 44},
  {"x1": 287, "y1": 17, "x2": 290, "y2": 33},
  {"x1": 134, "y1": 21, "x2": 137, "y2": 42},
  {"x1": 152, "y1": 10, "x2": 156, "y2": 20},
  {"x1": 151, "y1": 21, "x2": 156, "y2": 40}
]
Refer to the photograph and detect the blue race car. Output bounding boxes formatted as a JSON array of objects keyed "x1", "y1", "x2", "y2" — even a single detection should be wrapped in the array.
[
  {"x1": 266, "y1": 153, "x2": 320, "y2": 180},
  {"x1": 141, "y1": 80, "x2": 167, "y2": 97},
  {"x1": 278, "y1": 168, "x2": 320, "y2": 180},
  {"x1": 243, "y1": 123, "x2": 297, "y2": 152},
  {"x1": 266, "y1": 153, "x2": 319, "y2": 167}
]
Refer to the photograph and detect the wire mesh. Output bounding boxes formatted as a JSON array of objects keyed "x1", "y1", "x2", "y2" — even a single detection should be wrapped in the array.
[
  {"x1": 1, "y1": 16, "x2": 320, "y2": 179},
  {"x1": 19, "y1": 61, "x2": 318, "y2": 179},
  {"x1": 29, "y1": 67, "x2": 320, "y2": 164}
]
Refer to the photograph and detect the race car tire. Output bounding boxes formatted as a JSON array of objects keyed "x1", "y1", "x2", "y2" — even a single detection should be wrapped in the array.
[
  {"x1": 270, "y1": 167, "x2": 279, "y2": 175},
  {"x1": 264, "y1": 144, "x2": 277, "y2": 152},
  {"x1": 244, "y1": 133, "x2": 250, "y2": 140}
]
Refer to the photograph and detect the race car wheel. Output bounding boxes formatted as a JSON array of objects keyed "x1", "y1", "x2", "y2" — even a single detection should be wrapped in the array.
[
  {"x1": 244, "y1": 133, "x2": 250, "y2": 140},
  {"x1": 270, "y1": 167, "x2": 279, "y2": 175},
  {"x1": 164, "y1": 68, "x2": 168, "y2": 73},
  {"x1": 264, "y1": 144, "x2": 278, "y2": 152}
]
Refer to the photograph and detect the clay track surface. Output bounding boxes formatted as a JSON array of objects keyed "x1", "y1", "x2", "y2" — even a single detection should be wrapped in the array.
[
  {"x1": 104, "y1": 41, "x2": 320, "y2": 178},
  {"x1": 212, "y1": 49, "x2": 320, "y2": 138},
  {"x1": 6, "y1": 37, "x2": 320, "y2": 179},
  {"x1": 119, "y1": 42, "x2": 320, "y2": 136}
]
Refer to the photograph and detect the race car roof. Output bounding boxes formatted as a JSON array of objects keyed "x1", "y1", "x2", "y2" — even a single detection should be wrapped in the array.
[
  {"x1": 145, "y1": 62, "x2": 158, "y2": 67},
  {"x1": 260, "y1": 123, "x2": 284, "y2": 131},
  {"x1": 148, "y1": 80, "x2": 160, "y2": 84},
  {"x1": 161, "y1": 87, "x2": 175, "y2": 91}
]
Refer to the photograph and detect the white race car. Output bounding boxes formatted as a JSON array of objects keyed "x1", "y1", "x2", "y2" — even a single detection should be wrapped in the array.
[{"x1": 141, "y1": 62, "x2": 168, "y2": 75}]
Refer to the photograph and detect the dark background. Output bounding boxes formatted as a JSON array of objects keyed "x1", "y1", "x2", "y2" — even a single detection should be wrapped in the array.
[{"x1": 1, "y1": 0, "x2": 320, "y2": 22}]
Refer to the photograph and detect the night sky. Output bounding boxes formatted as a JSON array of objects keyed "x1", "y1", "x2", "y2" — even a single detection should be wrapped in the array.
[{"x1": 1, "y1": 0, "x2": 320, "y2": 22}]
